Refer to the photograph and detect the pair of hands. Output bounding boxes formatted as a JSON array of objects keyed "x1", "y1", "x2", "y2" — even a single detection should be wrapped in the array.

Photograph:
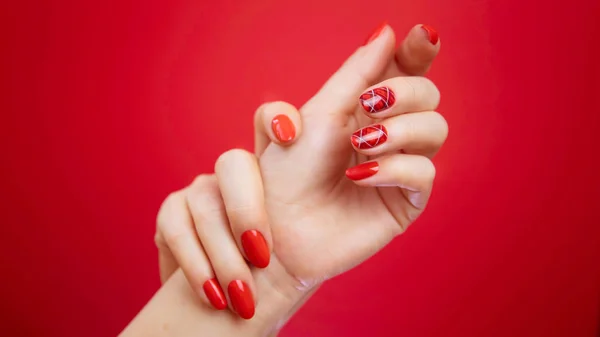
[{"x1": 155, "y1": 23, "x2": 447, "y2": 321}]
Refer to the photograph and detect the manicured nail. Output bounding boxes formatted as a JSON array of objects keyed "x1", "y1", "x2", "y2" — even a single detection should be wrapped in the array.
[
  {"x1": 346, "y1": 161, "x2": 379, "y2": 180},
  {"x1": 228, "y1": 280, "x2": 255, "y2": 319},
  {"x1": 420, "y1": 24, "x2": 439, "y2": 45},
  {"x1": 364, "y1": 21, "x2": 388, "y2": 45},
  {"x1": 271, "y1": 114, "x2": 296, "y2": 143},
  {"x1": 241, "y1": 230, "x2": 270, "y2": 268},
  {"x1": 359, "y1": 87, "x2": 396, "y2": 113},
  {"x1": 203, "y1": 278, "x2": 227, "y2": 310},
  {"x1": 351, "y1": 124, "x2": 388, "y2": 149}
]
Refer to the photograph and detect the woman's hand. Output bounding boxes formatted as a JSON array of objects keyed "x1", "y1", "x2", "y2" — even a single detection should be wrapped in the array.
[
  {"x1": 259, "y1": 23, "x2": 446, "y2": 286},
  {"x1": 154, "y1": 22, "x2": 444, "y2": 320}
]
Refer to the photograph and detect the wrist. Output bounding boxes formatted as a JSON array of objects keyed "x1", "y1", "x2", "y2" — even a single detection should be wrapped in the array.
[{"x1": 251, "y1": 253, "x2": 319, "y2": 334}]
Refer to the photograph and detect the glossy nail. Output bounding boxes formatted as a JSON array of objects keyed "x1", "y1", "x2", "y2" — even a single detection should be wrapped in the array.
[
  {"x1": 346, "y1": 161, "x2": 380, "y2": 180},
  {"x1": 271, "y1": 114, "x2": 296, "y2": 143},
  {"x1": 228, "y1": 280, "x2": 255, "y2": 319},
  {"x1": 203, "y1": 278, "x2": 227, "y2": 310},
  {"x1": 420, "y1": 24, "x2": 439, "y2": 45},
  {"x1": 359, "y1": 87, "x2": 396, "y2": 113},
  {"x1": 241, "y1": 230, "x2": 270, "y2": 268},
  {"x1": 364, "y1": 21, "x2": 387, "y2": 45},
  {"x1": 351, "y1": 124, "x2": 388, "y2": 149}
]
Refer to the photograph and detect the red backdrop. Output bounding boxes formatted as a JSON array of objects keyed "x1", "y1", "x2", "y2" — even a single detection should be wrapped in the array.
[{"x1": 1, "y1": 0, "x2": 599, "y2": 336}]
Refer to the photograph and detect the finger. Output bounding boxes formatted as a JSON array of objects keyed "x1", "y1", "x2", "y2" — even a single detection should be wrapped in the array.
[
  {"x1": 395, "y1": 24, "x2": 441, "y2": 76},
  {"x1": 215, "y1": 149, "x2": 271, "y2": 269},
  {"x1": 186, "y1": 174, "x2": 257, "y2": 319},
  {"x1": 358, "y1": 76, "x2": 440, "y2": 117},
  {"x1": 156, "y1": 188, "x2": 225, "y2": 310},
  {"x1": 345, "y1": 154, "x2": 436, "y2": 210},
  {"x1": 350, "y1": 111, "x2": 448, "y2": 158},
  {"x1": 302, "y1": 23, "x2": 396, "y2": 117},
  {"x1": 254, "y1": 101, "x2": 302, "y2": 156}
]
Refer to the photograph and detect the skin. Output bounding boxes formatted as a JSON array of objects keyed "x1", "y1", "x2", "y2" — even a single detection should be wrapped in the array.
[{"x1": 121, "y1": 23, "x2": 445, "y2": 337}]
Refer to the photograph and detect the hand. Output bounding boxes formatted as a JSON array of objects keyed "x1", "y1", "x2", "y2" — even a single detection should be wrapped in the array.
[
  {"x1": 258, "y1": 23, "x2": 446, "y2": 285},
  {"x1": 154, "y1": 103, "x2": 302, "y2": 319},
  {"x1": 154, "y1": 22, "x2": 444, "y2": 319}
]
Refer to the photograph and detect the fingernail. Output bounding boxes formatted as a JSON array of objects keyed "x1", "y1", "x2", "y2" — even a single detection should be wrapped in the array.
[
  {"x1": 203, "y1": 278, "x2": 227, "y2": 310},
  {"x1": 346, "y1": 161, "x2": 379, "y2": 180},
  {"x1": 420, "y1": 24, "x2": 439, "y2": 45},
  {"x1": 351, "y1": 124, "x2": 388, "y2": 149},
  {"x1": 364, "y1": 21, "x2": 387, "y2": 45},
  {"x1": 228, "y1": 280, "x2": 255, "y2": 319},
  {"x1": 359, "y1": 87, "x2": 396, "y2": 113},
  {"x1": 241, "y1": 230, "x2": 270, "y2": 268},
  {"x1": 271, "y1": 114, "x2": 296, "y2": 143}
]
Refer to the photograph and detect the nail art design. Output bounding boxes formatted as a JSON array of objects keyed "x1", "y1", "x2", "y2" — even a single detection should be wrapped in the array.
[
  {"x1": 228, "y1": 280, "x2": 255, "y2": 319},
  {"x1": 421, "y1": 24, "x2": 439, "y2": 45},
  {"x1": 203, "y1": 278, "x2": 227, "y2": 310},
  {"x1": 345, "y1": 161, "x2": 380, "y2": 180},
  {"x1": 359, "y1": 87, "x2": 395, "y2": 113},
  {"x1": 351, "y1": 124, "x2": 388, "y2": 149}
]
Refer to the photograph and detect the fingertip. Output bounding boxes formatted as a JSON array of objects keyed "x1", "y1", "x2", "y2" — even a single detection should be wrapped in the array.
[
  {"x1": 420, "y1": 24, "x2": 440, "y2": 45},
  {"x1": 202, "y1": 278, "x2": 228, "y2": 310},
  {"x1": 261, "y1": 101, "x2": 302, "y2": 147},
  {"x1": 395, "y1": 24, "x2": 441, "y2": 75}
]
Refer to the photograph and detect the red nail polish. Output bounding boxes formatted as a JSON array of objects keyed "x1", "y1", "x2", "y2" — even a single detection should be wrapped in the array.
[
  {"x1": 203, "y1": 278, "x2": 227, "y2": 310},
  {"x1": 351, "y1": 124, "x2": 388, "y2": 149},
  {"x1": 359, "y1": 87, "x2": 396, "y2": 113},
  {"x1": 346, "y1": 161, "x2": 379, "y2": 180},
  {"x1": 228, "y1": 280, "x2": 255, "y2": 319},
  {"x1": 421, "y1": 24, "x2": 439, "y2": 45},
  {"x1": 271, "y1": 114, "x2": 296, "y2": 143},
  {"x1": 364, "y1": 21, "x2": 387, "y2": 45},
  {"x1": 241, "y1": 230, "x2": 270, "y2": 268}
]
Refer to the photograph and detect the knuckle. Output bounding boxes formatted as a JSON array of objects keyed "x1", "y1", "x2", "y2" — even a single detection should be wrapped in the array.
[
  {"x1": 226, "y1": 204, "x2": 264, "y2": 227},
  {"x1": 190, "y1": 174, "x2": 215, "y2": 190},
  {"x1": 420, "y1": 159, "x2": 437, "y2": 185},
  {"x1": 431, "y1": 111, "x2": 449, "y2": 143},
  {"x1": 215, "y1": 148, "x2": 253, "y2": 171},
  {"x1": 156, "y1": 191, "x2": 184, "y2": 230}
]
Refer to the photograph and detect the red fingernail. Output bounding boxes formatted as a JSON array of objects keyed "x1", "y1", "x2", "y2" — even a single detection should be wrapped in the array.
[
  {"x1": 346, "y1": 161, "x2": 379, "y2": 180},
  {"x1": 241, "y1": 230, "x2": 270, "y2": 268},
  {"x1": 271, "y1": 114, "x2": 296, "y2": 143},
  {"x1": 364, "y1": 21, "x2": 387, "y2": 45},
  {"x1": 359, "y1": 87, "x2": 396, "y2": 113},
  {"x1": 421, "y1": 24, "x2": 439, "y2": 45},
  {"x1": 203, "y1": 278, "x2": 227, "y2": 310},
  {"x1": 351, "y1": 124, "x2": 388, "y2": 149},
  {"x1": 228, "y1": 280, "x2": 255, "y2": 319}
]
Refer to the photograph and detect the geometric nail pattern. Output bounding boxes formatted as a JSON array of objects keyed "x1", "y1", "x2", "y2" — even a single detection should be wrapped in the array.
[
  {"x1": 351, "y1": 124, "x2": 388, "y2": 149},
  {"x1": 359, "y1": 86, "x2": 396, "y2": 113}
]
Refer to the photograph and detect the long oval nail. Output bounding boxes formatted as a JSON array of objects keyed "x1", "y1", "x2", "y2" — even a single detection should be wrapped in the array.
[
  {"x1": 228, "y1": 280, "x2": 255, "y2": 319},
  {"x1": 203, "y1": 278, "x2": 227, "y2": 310},
  {"x1": 241, "y1": 230, "x2": 270, "y2": 268},
  {"x1": 346, "y1": 161, "x2": 380, "y2": 180}
]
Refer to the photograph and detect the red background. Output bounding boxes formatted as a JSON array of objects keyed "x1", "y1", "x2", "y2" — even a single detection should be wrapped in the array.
[{"x1": 1, "y1": 0, "x2": 599, "y2": 336}]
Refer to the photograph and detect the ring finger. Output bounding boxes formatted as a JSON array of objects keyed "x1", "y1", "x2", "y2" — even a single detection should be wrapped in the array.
[{"x1": 350, "y1": 111, "x2": 448, "y2": 157}]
